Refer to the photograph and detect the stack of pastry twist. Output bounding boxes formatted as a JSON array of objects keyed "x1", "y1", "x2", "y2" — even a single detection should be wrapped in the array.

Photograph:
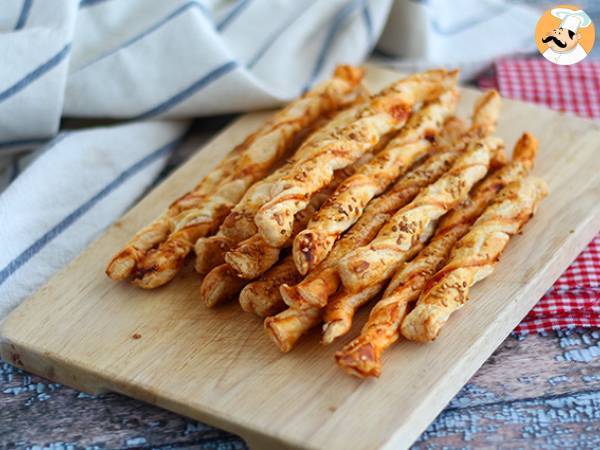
[{"x1": 106, "y1": 66, "x2": 548, "y2": 378}]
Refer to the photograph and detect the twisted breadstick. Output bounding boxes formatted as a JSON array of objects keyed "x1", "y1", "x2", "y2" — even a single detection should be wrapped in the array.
[
  {"x1": 254, "y1": 70, "x2": 459, "y2": 247},
  {"x1": 335, "y1": 133, "x2": 538, "y2": 376},
  {"x1": 338, "y1": 136, "x2": 504, "y2": 293},
  {"x1": 293, "y1": 89, "x2": 458, "y2": 275},
  {"x1": 224, "y1": 197, "x2": 322, "y2": 279},
  {"x1": 264, "y1": 306, "x2": 322, "y2": 353},
  {"x1": 321, "y1": 283, "x2": 386, "y2": 345},
  {"x1": 194, "y1": 235, "x2": 235, "y2": 274},
  {"x1": 266, "y1": 107, "x2": 503, "y2": 353},
  {"x1": 106, "y1": 65, "x2": 365, "y2": 288},
  {"x1": 198, "y1": 170, "x2": 355, "y2": 305},
  {"x1": 268, "y1": 193, "x2": 398, "y2": 353},
  {"x1": 200, "y1": 263, "x2": 248, "y2": 308},
  {"x1": 322, "y1": 232, "x2": 435, "y2": 345},
  {"x1": 193, "y1": 99, "x2": 371, "y2": 276},
  {"x1": 401, "y1": 176, "x2": 548, "y2": 343},
  {"x1": 239, "y1": 257, "x2": 302, "y2": 317}
]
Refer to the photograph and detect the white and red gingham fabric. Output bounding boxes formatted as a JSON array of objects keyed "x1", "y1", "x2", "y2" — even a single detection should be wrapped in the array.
[{"x1": 479, "y1": 57, "x2": 600, "y2": 334}]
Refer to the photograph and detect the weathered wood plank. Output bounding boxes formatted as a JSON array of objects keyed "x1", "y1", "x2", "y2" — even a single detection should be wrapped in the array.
[
  {"x1": 1, "y1": 329, "x2": 598, "y2": 449},
  {"x1": 447, "y1": 328, "x2": 600, "y2": 408},
  {"x1": 412, "y1": 328, "x2": 600, "y2": 449},
  {"x1": 414, "y1": 390, "x2": 600, "y2": 449}
]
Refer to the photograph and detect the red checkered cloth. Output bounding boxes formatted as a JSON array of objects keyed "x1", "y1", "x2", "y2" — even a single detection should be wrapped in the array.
[{"x1": 478, "y1": 57, "x2": 600, "y2": 334}]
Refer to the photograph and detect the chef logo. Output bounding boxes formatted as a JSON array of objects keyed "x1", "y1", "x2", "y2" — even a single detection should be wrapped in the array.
[{"x1": 535, "y1": 5, "x2": 595, "y2": 65}]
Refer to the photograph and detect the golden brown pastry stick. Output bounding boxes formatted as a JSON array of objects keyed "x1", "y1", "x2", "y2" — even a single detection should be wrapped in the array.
[
  {"x1": 322, "y1": 227, "x2": 440, "y2": 344},
  {"x1": 293, "y1": 89, "x2": 459, "y2": 275},
  {"x1": 197, "y1": 164, "x2": 365, "y2": 307},
  {"x1": 255, "y1": 70, "x2": 459, "y2": 247},
  {"x1": 264, "y1": 306, "x2": 322, "y2": 353},
  {"x1": 106, "y1": 65, "x2": 365, "y2": 288},
  {"x1": 200, "y1": 264, "x2": 248, "y2": 308},
  {"x1": 266, "y1": 92, "x2": 502, "y2": 353},
  {"x1": 337, "y1": 135, "x2": 504, "y2": 293},
  {"x1": 321, "y1": 283, "x2": 386, "y2": 345},
  {"x1": 193, "y1": 235, "x2": 236, "y2": 274},
  {"x1": 401, "y1": 176, "x2": 548, "y2": 343},
  {"x1": 335, "y1": 133, "x2": 538, "y2": 376},
  {"x1": 268, "y1": 207, "x2": 392, "y2": 353},
  {"x1": 197, "y1": 172, "x2": 354, "y2": 306},
  {"x1": 107, "y1": 147, "x2": 248, "y2": 282},
  {"x1": 239, "y1": 257, "x2": 302, "y2": 317},
  {"x1": 224, "y1": 205, "x2": 319, "y2": 279}
]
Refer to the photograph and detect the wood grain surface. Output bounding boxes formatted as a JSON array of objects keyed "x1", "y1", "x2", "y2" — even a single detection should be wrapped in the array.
[
  {"x1": 0, "y1": 65, "x2": 599, "y2": 450},
  {"x1": 1, "y1": 329, "x2": 598, "y2": 449}
]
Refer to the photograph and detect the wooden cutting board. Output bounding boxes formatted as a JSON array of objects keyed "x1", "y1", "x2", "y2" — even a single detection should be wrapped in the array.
[{"x1": 1, "y1": 65, "x2": 599, "y2": 450}]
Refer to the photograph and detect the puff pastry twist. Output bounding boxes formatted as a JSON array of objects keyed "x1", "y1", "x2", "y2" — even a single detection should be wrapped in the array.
[{"x1": 401, "y1": 176, "x2": 548, "y2": 343}]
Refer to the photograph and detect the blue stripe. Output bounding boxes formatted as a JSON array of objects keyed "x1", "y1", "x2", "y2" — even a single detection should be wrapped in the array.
[
  {"x1": 14, "y1": 0, "x2": 33, "y2": 30},
  {"x1": 0, "y1": 137, "x2": 47, "y2": 150},
  {"x1": 361, "y1": 2, "x2": 373, "y2": 46},
  {"x1": 130, "y1": 61, "x2": 237, "y2": 120},
  {"x1": 79, "y1": 0, "x2": 112, "y2": 7},
  {"x1": 0, "y1": 134, "x2": 185, "y2": 288},
  {"x1": 372, "y1": 47, "x2": 405, "y2": 60},
  {"x1": 9, "y1": 156, "x2": 21, "y2": 183},
  {"x1": 216, "y1": 0, "x2": 250, "y2": 31},
  {"x1": 0, "y1": 43, "x2": 71, "y2": 104},
  {"x1": 0, "y1": 133, "x2": 66, "y2": 157},
  {"x1": 74, "y1": 1, "x2": 212, "y2": 73},
  {"x1": 304, "y1": 0, "x2": 365, "y2": 91},
  {"x1": 247, "y1": 0, "x2": 318, "y2": 69}
]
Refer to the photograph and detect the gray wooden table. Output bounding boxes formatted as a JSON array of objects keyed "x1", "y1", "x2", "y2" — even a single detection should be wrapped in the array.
[{"x1": 1, "y1": 328, "x2": 598, "y2": 449}]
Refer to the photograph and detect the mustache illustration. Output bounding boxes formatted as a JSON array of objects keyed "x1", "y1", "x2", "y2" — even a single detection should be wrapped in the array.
[{"x1": 542, "y1": 35, "x2": 567, "y2": 48}]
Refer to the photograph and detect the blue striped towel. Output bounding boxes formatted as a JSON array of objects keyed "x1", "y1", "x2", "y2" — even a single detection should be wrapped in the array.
[{"x1": 0, "y1": 0, "x2": 538, "y2": 320}]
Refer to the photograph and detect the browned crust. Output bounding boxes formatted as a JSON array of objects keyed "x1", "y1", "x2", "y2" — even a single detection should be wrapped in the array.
[
  {"x1": 200, "y1": 264, "x2": 248, "y2": 308},
  {"x1": 239, "y1": 257, "x2": 302, "y2": 317}
]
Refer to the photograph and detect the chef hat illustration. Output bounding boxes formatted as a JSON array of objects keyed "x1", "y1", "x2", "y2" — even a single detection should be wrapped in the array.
[{"x1": 551, "y1": 8, "x2": 592, "y2": 33}]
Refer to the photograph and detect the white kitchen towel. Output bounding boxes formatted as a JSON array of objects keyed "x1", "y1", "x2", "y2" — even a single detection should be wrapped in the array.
[
  {"x1": 0, "y1": 0, "x2": 539, "y2": 321},
  {"x1": 0, "y1": 121, "x2": 189, "y2": 320},
  {"x1": 0, "y1": 0, "x2": 392, "y2": 148}
]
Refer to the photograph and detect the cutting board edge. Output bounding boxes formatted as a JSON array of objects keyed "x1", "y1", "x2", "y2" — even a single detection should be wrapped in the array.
[{"x1": 0, "y1": 332, "x2": 313, "y2": 450}]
